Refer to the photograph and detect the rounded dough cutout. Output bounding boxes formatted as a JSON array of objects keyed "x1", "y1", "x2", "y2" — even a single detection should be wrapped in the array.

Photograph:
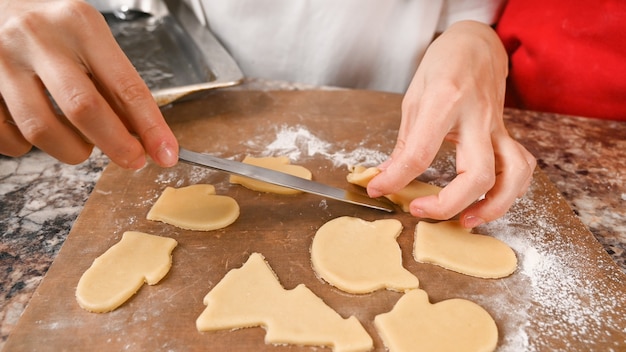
[
  {"x1": 230, "y1": 156, "x2": 312, "y2": 195},
  {"x1": 414, "y1": 220, "x2": 517, "y2": 278},
  {"x1": 311, "y1": 216, "x2": 419, "y2": 294},
  {"x1": 147, "y1": 184, "x2": 239, "y2": 231},
  {"x1": 374, "y1": 289, "x2": 498, "y2": 352}
]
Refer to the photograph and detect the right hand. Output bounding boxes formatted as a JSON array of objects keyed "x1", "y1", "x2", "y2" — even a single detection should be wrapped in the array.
[
  {"x1": 367, "y1": 21, "x2": 536, "y2": 228},
  {"x1": 0, "y1": 0, "x2": 179, "y2": 168}
]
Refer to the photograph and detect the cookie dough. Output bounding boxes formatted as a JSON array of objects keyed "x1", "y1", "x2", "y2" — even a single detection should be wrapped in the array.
[
  {"x1": 76, "y1": 231, "x2": 177, "y2": 313},
  {"x1": 196, "y1": 253, "x2": 373, "y2": 352},
  {"x1": 147, "y1": 184, "x2": 239, "y2": 231},
  {"x1": 311, "y1": 216, "x2": 419, "y2": 294},
  {"x1": 414, "y1": 221, "x2": 517, "y2": 278},
  {"x1": 230, "y1": 156, "x2": 312, "y2": 195},
  {"x1": 347, "y1": 166, "x2": 441, "y2": 212},
  {"x1": 374, "y1": 289, "x2": 498, "y2": 352}
]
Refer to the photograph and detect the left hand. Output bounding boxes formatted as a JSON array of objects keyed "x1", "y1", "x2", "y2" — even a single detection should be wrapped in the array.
[{"x1": 0, "y1": 0, "x2": 179, "y2": 168}]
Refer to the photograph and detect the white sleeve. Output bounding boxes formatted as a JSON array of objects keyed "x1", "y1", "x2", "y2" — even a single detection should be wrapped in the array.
[{"x1": 436, "y1": 0, "x2": 505, "y2": 32}]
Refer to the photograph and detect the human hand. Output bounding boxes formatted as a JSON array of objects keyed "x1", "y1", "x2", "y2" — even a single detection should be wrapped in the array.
[
  {"x1": 367, "y1": 21, "x2": 536, "y2": 228},
  {"x1": 0, "y1": 0, "x2": 178, "y2": 168}
]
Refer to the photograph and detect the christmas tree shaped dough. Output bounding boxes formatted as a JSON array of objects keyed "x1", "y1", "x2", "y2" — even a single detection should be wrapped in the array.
[
  {"x1": 347, "y1": 166, "x2": 441, "y2": 212},
  {"x1": 414, "y1": 220, "x2": 517, "y2": 278},
  {"x1": 311, "y1": 216, "x2": 418, "y2": 294},
  {"x1": 196, "y1": 253, "x2": 373, "y2": 352},
  {"x1": 230, "y1": 155, "x2": 312, "y2": 195},
  {"x1": 374, "y1": 289, "x2": 498, "y2": 352},
  {"x1": 147, "y1": 184, "x2": 239, "y2": 231},
  {"x1": 76, "y1": 231, "x2": 177, "y2": 313}
]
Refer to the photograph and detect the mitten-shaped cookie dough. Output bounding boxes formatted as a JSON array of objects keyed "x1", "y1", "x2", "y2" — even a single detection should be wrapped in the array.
[{"x1": 76, "y1": 231, "x2": 177, "y2": 313}]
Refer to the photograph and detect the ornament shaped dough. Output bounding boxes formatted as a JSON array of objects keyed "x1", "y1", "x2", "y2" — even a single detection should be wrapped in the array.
[
  {"x1": 374, "y1": 289, "x2": 498, "y2": 352},
  {"x1": 311, "y1": 216, "x2": 419, "y2": 294},
  {"x1": 196, "y1": 253, "x2": 373, "y2": 352},
  {"x1": 230, "y1": 155, "x2": 312, "y2": 195},
  {"x1": 147, "y1": 184, "x2": 239, "y2": 231},
  {"x1": 76, "y1": 231, "x2": 177, "y2": 313},
  {"x1": 346, "y1": 166, "x2": 441, "y2": 212},
  {"x1": 414, "y1": 220, "x2": 517, "y2": 278}
]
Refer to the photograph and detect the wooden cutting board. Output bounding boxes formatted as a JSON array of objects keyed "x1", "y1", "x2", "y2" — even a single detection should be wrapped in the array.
[{"x1": 5, "y1": 90, "x2": 625, "y2": 351}]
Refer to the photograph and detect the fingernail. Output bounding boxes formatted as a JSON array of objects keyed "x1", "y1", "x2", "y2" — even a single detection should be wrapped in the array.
[
  {"x1": 463, "y1": 216, "x2": 485, "y2": 229},
  {"x1": 157, "y1": 145, "x2": 178, "y2": 167}
]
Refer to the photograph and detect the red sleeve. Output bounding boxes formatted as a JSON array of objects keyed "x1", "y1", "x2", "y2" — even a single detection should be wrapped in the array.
[{"x1": 496, "y1": 0, "x2": 626, "y2": 121}]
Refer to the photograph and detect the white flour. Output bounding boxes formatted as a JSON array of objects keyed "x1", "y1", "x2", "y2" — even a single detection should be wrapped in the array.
[
  {"x1": 246, "y1": 124, "x2": 389, "y2": 168},
  {"x1": 481, "y1": 191, "x2": 626, "y2": 351},
  {"x1": 153, "y1": 166, "x2": 211, "y2": 186}
]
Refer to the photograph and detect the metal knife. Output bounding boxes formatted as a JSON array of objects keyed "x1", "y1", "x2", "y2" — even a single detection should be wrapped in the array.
[{"x1": 178, "y1": 148, "x2": 395, "y2": 212}]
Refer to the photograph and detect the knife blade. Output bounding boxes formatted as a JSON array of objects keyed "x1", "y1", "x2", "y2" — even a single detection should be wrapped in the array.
[{"x1": 178, "y1": 148, "x2": 395, "y2": 212}]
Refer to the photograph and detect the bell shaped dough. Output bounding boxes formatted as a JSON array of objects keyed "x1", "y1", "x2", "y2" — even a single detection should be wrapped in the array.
[
  {"x1": 347, "y1": 166, "x2": 441, "y2": 212},
  {"x1": 414, "y1": 221, "x2": 517, "y2": 278},
  {"x1": 196, "y1": 253, "x2": 373, "y2": 352},
  {"x1": 374, "y1": 289, "x2": 498, "y2": 352},
  {"x1": 76, "y1": 231, "x2": 177, "y2": 313},
  {"x1": 230, "y1": 155, "x2": 312, "y2": 195},
  {"x1": 147, "y1": 184, "x2": 239, "y2": 231},
  {"x1": 311, "y1": 216, "x2": 419, "y2": 294}
]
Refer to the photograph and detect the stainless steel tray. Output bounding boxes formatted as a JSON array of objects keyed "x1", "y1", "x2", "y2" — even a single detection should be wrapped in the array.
[{"x1": 88, "y1": 0, "x2": 243, "y2": 106}]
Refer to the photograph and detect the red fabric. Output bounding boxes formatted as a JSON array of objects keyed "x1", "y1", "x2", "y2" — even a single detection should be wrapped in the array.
[{"x1": 496, "y1": 0, "x2": 626, "y2": 120}]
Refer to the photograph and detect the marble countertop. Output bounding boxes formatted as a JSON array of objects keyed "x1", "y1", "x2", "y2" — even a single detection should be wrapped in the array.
[{"x1": 1, "y1": 79, "x2": 624, "y2": 347}]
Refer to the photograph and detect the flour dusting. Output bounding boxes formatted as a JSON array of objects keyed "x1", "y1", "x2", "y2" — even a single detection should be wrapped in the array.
[
  {"x1": 154, "y1": 166, "x2": 211, "y2": 186},
  {"x1": 246, "y1": 125, "x2": 389, "y2": 168},
  {"x1": 480, "y1": 189, "x2": 626, "y2": 351}
]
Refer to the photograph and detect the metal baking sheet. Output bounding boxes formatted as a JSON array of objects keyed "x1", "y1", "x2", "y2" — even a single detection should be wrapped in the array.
[{"x1": 89, "y1": 0, "x2": 243, "y2": 106}]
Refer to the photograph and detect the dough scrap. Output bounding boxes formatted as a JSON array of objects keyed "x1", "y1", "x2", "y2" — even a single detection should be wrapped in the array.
[
  {"x1": 414, "y1": 220, "x2": 517, "y2": 278},
  {"x1": 230, "y1": 155, "x2": 312, "y2": 195},
  {"x1": 76, "y1": 231, "x2": 177, "y2": 313},
  {"x1": 374, "y1": 289, "x2": 498, "y2": 352},
  {"x1": 347, "y1": 166, "x2": 441, "y2": 212},
  {"x1": 147, "y1": 184, "x2": 239, "y2": 231},
  {"x1": 311, "y1": 216, "x2": 419, "y2": 294},
  {"x1": 196, "y1": 253, "x2": 373, "y2": 352}
]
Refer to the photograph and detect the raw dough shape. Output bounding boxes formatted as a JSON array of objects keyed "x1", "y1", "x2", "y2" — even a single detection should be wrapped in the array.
[
  {"x1": 76, "y1": 231, "x2": 177, "y2": 313},
  {"x1": 196, "y1": 253, "x2": 373, "y2": 352},
  {"x1": 311, "y1": 216, "x2": 419, "y2": 294},
  {"x1": 347, "y1": 166, "x2": 441, "y2": 212},
  {"x1": 230, "y1": 155, "x2": 312, "y2": 195},
  {"x1": 374, "y1": 289, "x2": 498, "y2": 352},
  {"x1": 147, "y1": 184, "x2": 239, "y2": 231},
  {"x1": 414, "y1": 220, "x2": 517, "y2": 278}
]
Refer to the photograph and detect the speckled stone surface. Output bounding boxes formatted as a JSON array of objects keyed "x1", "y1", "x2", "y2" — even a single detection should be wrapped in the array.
[
  {"x1": 0, "y1": 150, "x2": 108, "y2": 344},
  {"x1": 504, "y1": 109, "x2": 626, "y2": 271},
  {"x1": 0, "y1": 80, "x2": 624, "y2": 347}
]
